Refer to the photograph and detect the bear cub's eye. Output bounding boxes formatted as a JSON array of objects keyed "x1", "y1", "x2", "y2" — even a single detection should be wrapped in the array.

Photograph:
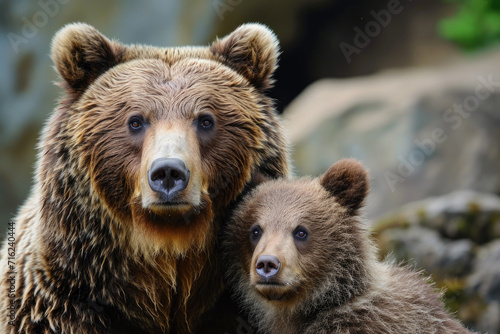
[
  {"x1": 250, "y1": 225, "x2": 262, "y2": 243},
  {"x1": 294, "y1": 227, "x2": 308, "y2": 241},
  {"x1": 129, "y1": 116, "x2": 144, "y2": 133},
  {"x1": 198, "y1": 115, "x2": 214, "y2": 130}
]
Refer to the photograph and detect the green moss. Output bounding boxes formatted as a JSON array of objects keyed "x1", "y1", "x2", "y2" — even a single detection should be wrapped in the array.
[
  {"x1": 416, "y1": 208, "x2": 428, "y2": 225},
  {"x1": 458, "y1": 295, "x2": 488, "y2": 326},
  {"x1": 437, "y1": 278, "x2": 488, "y2": 326},
  {"x1": 490, "y1": 212, "x2": 500, "y2": 238},
  {"x1": 467, "y1": 201, "x2": 481, "y2": 215},
  {"x1": 372, "y1": 216, "x2": 410, "y2": 234},
  {"x1": 371, "y1": 217, "x2": 412, "y2": 261},
  {"x1": 434, "y1": 201, "x2": 500, "y2": 244},
  {"x1": 456, "y1": 217, "x2": 470, "y2": 235},
  {"x1": 438, "y1": 279, "x2": 467, "y2": 313}
]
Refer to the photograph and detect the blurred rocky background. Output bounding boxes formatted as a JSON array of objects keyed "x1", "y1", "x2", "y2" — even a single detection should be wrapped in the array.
[
  {"x1": 372, "y1": 191, "x2": 500, "y2": 333},
  {"x1": 1, "y1": 0, "x2": 499, "y2": 332}
]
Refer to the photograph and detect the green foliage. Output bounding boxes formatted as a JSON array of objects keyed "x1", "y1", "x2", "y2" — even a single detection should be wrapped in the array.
[{"x1": 439, "y1": 0, "x2": 500, "y2": 50}]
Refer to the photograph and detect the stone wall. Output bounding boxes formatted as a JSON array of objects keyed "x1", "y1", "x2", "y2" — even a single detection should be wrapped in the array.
[{"x1": 373, "y1": 191, "x2": 500, "y2": 333}]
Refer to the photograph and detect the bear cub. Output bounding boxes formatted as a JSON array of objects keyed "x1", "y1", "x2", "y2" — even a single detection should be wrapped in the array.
[{"x1": 225, "y1": 159, "x2": 476, "y2": 334}]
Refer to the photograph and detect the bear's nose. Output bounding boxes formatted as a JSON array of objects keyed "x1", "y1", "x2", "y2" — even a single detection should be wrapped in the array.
[
  {"x1": 256, "y1": 255, "x2": 281, "y2": 279},
  {"x1": 148, "y1": 158, "x2": 190, "y2": 201}
]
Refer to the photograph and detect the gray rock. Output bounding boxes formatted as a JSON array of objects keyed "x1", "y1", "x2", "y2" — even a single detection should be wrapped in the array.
[
  {"x1": 384, "y1": 190, "x2": 500, "y2": 244},
  {"x1": 374, "y1": 192, "x2": 500, "y2": 333},
  {"x1": 467, "y1": 240, "x2": 500, "y2": 302},
  {"x1": 382, "y1": 226, "x2": 474, "y2": 279},
  {"x1": 418, "y1": 190, "x2": 500, "y2": 218},
  {"x1": 284, "y1": 53, "x2": 500, "y2": 220},
  {"x1": 442, "y1": 239, "x2": 476, "y2": 277},
  {"x1": 476, "y1": 301, "x2": 500, "y2": 334}
]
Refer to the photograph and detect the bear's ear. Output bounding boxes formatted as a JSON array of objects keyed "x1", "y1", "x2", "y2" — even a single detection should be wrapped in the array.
[
  {"x1": 320, "y1": 159, "x2": 369, "y2": 213},
  {"x1": 51, "y1": 23, "x2": 123, "y2": 97},
  {"x1": 210, "y1": 23, "x2": 279, "y2": 91}
]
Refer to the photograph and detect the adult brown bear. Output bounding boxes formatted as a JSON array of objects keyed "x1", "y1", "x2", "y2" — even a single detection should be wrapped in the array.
[{"x1": 0, "y1": 23, "x2": 289, "y2": 333}]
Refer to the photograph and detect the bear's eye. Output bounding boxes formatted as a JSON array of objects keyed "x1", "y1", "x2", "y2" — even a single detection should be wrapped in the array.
[
  {"x1": 129, "y1": 116, "x2": 144, "y2": 133},
  {"x1": 294, "y1": 227, "x2": 308, "y2": 241},
  {"x1": 250, "y1": 225, "x2": 262, "y2": 242},
  {"x1": 198, "y1": 115, "x2": 214, "y2": 130}
]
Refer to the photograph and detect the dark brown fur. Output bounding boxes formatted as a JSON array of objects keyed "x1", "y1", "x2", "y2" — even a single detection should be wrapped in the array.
[
  {"x1": 0, "y1": 23, "x2": 290, "y2": 334},
  {"x1": 225, "y1": 159, "x2": 476, "y2": 334}
]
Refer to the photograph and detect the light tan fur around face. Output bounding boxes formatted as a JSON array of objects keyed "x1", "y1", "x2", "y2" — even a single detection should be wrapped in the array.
[
  {"x1": 225, "y1": 159, "x2": 476, "y2": 334},
  {"x1": 0, "y1": 23, "x2": 291, "y2": 334}
]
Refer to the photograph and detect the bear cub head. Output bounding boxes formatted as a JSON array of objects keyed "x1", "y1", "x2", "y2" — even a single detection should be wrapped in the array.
[{"x1": 225, "y1": 159, "x2": 373, "y2": 326}]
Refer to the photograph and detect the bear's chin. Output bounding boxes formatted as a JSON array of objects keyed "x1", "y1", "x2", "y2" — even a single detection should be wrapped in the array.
[{"x1": 129, "y1": 195, "x2": 215, "y2": 255}]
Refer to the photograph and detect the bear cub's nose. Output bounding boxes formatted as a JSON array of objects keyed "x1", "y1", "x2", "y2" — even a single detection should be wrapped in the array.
[
  {"x1": 148, "y1": 158, "x2": 190, "y2": 201},
  {"x1": 256, "y1": 255, "x2": 281, "y2": 279}
]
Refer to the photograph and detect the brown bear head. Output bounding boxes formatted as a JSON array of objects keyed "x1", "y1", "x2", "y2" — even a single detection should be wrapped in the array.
[
  {"x1": 225, "y1": 159, "x2": 374, "y2": 320},
  {"x1": 45, "y1": 23, "x2": 289, "y2": 256}
]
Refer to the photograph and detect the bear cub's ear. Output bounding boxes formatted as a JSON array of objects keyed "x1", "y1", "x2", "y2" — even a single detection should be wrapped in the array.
[
  {"x1": 210, "y1": 23, "x2": 279, "y2": 92},
  {"x1": 51, "y1": 23, "x2": 123, "y2": 97},
  {"x1": 320, "y1": 159, "x2": 369, "y2": 213}
]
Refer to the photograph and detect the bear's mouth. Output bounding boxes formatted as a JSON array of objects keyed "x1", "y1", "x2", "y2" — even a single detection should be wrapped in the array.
[
  {"x1": 151, "y1": 201, "x2": 191, "y2": 209},
  {"x1": 255, "y1": 284, "x2": 294, "y2": 302},
  {"x1": 147, "y1": 200, "x2": 194, "y2": 214},
  {"x1": 256, "y1": 281, "x2": 287, "y2": 287}
]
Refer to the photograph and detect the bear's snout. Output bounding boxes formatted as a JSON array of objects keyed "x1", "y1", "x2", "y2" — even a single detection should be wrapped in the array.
[
  {"x1": 148, "y1": 158, "x2": 190, "y2": 202},
  {"x1": 256, "y1": 255, "x2": 281, "y2": 279}
]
